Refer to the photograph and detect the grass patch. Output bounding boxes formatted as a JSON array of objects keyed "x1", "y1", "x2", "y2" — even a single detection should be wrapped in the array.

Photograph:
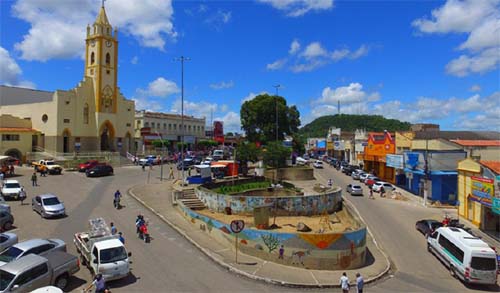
[{"x1": 215, "y1": 181, "x2": 272, "y2": 195}]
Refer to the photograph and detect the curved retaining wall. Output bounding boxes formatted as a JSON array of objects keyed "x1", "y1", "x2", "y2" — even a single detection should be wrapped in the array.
[
  {"x1": 196, "y1": 186, "x2": 343, "y2": 216},
  {"x1": 179, "y1": 204, "x2": 367, "y2": 270}
]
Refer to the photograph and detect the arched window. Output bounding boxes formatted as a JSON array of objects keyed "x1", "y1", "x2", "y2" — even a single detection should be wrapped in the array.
[
  {"x1": 91, "y1": 52, "x2": 95, "y2": 65},
  {"x1": 83, "y1": 103, "x2": 89, "y2": 124},
  {"x1": 106, "y1": 53, "x2": 110, "y2": 65}
]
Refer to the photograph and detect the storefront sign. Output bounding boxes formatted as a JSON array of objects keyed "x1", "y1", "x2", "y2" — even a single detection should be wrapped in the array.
[
  {"x1": 334, "y1": 141, "x2": 345, "y2": 151},
  {"x1": 469, "y1": 176, "x2": 494, "y2": 207},
  {"x1": 492, "y1": 198, "x2": 500, "y2": 215},
  {"x1": 386, "y1": 154, "x2": 404, "y2": 169}
]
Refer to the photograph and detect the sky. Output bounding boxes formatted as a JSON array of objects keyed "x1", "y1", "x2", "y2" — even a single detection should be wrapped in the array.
[{"x1": 1, "y1": 0, "x2": 499, "y2": 133}]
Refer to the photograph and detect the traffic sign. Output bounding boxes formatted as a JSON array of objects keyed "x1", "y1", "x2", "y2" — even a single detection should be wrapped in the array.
[{"x1": 230, "y1": 220, "x2": 245, "y2": 233}]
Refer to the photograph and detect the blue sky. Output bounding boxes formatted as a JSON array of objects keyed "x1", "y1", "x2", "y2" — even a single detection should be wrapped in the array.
[{"x1": 1, "y1": 0, "x2": 499, "y2": 133}]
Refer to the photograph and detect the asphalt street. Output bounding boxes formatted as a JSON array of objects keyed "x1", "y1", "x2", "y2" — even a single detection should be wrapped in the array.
[{"x1": 6, "y1": 164, "x2": 498, "y2": 292}]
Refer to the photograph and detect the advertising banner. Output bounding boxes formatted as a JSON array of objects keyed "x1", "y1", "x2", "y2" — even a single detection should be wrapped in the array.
[
  {"x1": 469, "y1": 176, "x2": 494, "y2": 207},
  {"x1": 492, "y1": 198, "x2": 500, "y2": 215},
  {"x1": 386, "y1": 154, "x2": 404, "y2": 169},
  {"x1": 334, "y1": 141, "x2": 345, "y2": 151}
]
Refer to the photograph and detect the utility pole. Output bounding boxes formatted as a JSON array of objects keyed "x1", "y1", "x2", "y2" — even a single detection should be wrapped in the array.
[
  {"x1": 175, "y1": 56, "x2": 190, "y2": 186},
  {"x1": 423, "y1": 139, "x2": 429, "y2": 207},
  {"x1": 155, "y1": 132, "x2": 166, "y2": 181}
]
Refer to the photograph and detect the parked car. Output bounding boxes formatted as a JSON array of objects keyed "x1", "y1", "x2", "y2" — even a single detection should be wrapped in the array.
[
  {"x1": 32, "y1": 194, "x2": 66, "y2": 218},
  {"x1": 0, "y1": 196, "x2": 11, "y2": 214},
  {"x1": 350, "y1": 184, "x2": 364, "y2": 196},
  {"x1": 78, "y1": 160, "x2": 99, "y2": 172},
  {"x1": 343, "y1": 165, "x2": 359, "y2": 176},
  {"x1": 351, "y1": 170, "x2": 365, "y2": 180},
  {"x1": 364, "y1": 176, "x2": 381, "y2": 187},
  {"x1": 0, "y1": 238, "x2": 66, "y2": 266},
  {"x1": 359, "y1": 173, "x2": 371, "y2": 182},
  {"x1": 372, "y1": 182, "x2": 395, "y2": 193},
  {"x1": 177, "y1": 158, "x2": 195, "y2": 170},
  {"x1": 0, "y1": 180, "x2": 22, "y2": 200},
  {"x1": 0, "y1": 251, "x2": 80, "y2": 292},
  {"x1": 296, "y1": 157, "x2": 308, "y2": 166},
  {"x1": 313, "y1": 160, "x2": 324, "y2": 168},
  {"x1": 415, "y1": 219, "x2": 443, "y2": 237},
  {"x1": 85, "y1": 164, "x2": 114, "y2": 177},
  {"x1": 139, "y1": 155, "x2": 159, "y2": 166},
  {"x1": 0, "y1": 232, "x2": 18, "y2": 252},
  {"x1": 0, "y1": 211, "x2": 14, "y2": 231}
]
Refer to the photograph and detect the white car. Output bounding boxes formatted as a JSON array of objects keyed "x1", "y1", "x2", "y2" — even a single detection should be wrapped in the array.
[
  {"x1": 312, "y1": 160, "x2": 323, "y2": 168},
  {"x1": 1, "y1": 180, "x2": 22, "y2": 200},
  {"x1": 202, "y1": 157, "x2": 214, "y2": 165},
  {"x1": 296, "y1": 157, "x2": 308, "y2": 166},
  {"x1": 372, "y1": 181, "x2": 395, "y2": 193}
]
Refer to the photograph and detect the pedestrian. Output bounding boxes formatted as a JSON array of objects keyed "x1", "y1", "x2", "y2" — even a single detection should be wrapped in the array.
[
  {"x1": 40, "y1": 165, "x2": 47, "y2": 177},
  {"x1": 188, "y1": 167, "x2": 192, "y2": 177},
  {"x1": 340, "y1": 272, "x2": 350, "y2": 293},
  {"x1": 113, "y1": 190, "x2": 121, "y2": 209},
  {"x1": 9, "y1": 165, "x2": 14, "y2": 175},
  {"x1": 118, "y1": 232, "x2": 125, "y2": 244},
  {"x1": 369, "y1": 188, "x2": 374, "y2": 200},
  {"x1": 136, "y1": 215, "x2": 144, "y2": 234},
  {"x1": 356, "y1": 272, "x2": 364, "y2": 293},
  {"x1": 278, "y1": 245, "x2": 284, "y2": 259},
  {"x1": 168, "y1": 166, "x2": 174, "y2": 179},
  {"x1": 327, "y1": 178, "x2": 333, "y2": 188},
  {"x1": 133, "y1": 157, "x2": 138, "y2": 165},
  {"x1": 84, "y1": 273, "x2": 106, "y2": 293},
  {"x1": 141, "y1": 164, "x2": 145, "y2": 172},
  {"x1": 0, "y1": 171, "x2": 4, "y2": 184},
  {"x1": 31, "y1": 172, "x2": 38, "y2": 186},
  {"x1": 110, "y1": 222, "x2": 117, "y2": 235},
  {"x1": 19, "y1": 187, "x2": 27, "y2": 205},
  {"x1": 149, "y1": 163, "x2": 153, "y2": 171},
  {"x1": 380, "y1": 186, "x2": 385, "y2": 198}
]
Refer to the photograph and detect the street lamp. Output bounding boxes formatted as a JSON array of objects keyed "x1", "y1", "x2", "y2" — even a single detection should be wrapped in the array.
[
  {"x1": 155, "y1": 132, "x2": 167, "y2": 181},
  {"x1": 175, "y1": 56, "x2": 190, "y2": 186},
  {"x1": 273, "y1": 84, "x2": 281, "y2": 142}
]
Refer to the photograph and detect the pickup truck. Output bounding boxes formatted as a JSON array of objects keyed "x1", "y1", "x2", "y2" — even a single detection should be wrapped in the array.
[
  {"x1": 74, "y1": 218, "x2": 131, "y2": 281},
  {"x1": 0, "y1": 251, "x2": 80, "y2": 292},
  {"x1": 32, "y1": 160, "x2": 63, "y2": 175}
]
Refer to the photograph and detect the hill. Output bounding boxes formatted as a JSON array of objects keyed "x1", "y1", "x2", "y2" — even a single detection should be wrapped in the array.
[{"x1": 299, "y1": 114, "x2": 411, "y2": 137}]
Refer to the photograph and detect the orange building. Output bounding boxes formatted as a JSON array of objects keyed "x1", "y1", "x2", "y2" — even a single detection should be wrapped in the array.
[{"x1": 363, "y1": 132, "x2": 395, "y2": 183}]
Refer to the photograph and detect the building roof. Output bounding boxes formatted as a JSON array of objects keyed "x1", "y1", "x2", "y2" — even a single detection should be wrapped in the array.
[
  {"x1": 450, "y1": 139, "x2": 500, "y2": 147},
  {"x1": 413, "y1": 130, "x2": 500, "y2": 141},
  {"x1": 480, "y1": 161, "x2": 500, "y2": 175},
  {"x1": 95, "y1": 5, "x2": 110, "y2": 25},
  {"x1": 0, "y1": 85, "x2": 54, "y2": 106},
  {"x1": 0, "y1": 127, "x2": 38, "y2": 133}
]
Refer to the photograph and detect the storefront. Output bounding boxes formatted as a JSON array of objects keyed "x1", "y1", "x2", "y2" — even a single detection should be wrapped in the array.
[{"x1": 363, "y1": 132, "x2": 395, "y2": 183}]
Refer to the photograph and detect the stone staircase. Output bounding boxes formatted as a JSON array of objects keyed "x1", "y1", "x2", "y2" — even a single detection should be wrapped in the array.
[{"x1": 179, "y1": 188, "x2": 206, "y2": 210}]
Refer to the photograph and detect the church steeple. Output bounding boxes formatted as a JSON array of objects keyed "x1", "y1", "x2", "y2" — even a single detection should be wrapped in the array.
[{"x1": 95, "y1": 4, "x2": 110, "y2": 26}]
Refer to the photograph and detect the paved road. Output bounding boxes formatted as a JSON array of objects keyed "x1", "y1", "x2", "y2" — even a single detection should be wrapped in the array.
[{"x1": 315, "y1": 165, "x2": 499, "y2": 292}]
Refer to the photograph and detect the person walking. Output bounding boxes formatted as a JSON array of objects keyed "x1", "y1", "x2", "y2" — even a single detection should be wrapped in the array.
[
  {"x1": 113, "y1": 190, "x2": 121, "y2": 209},
  {"x1": 369, "y1": 187, "x2": 374, "y2": 200},
  {"x1": 31, "y1": 172, "x2": 38, "y2": 187},
  {"x1": 84, "y1": 273, "x2": 106, "y2": 293},
  {"x1": 110, "y1": 222, "x2": 117, "y2": 235},
  {"x1": 278, "y1": 245, "x2": 285, "y2": 259},
  {"x1": 168, "y1": 166, "x2": 174, "y2": 179},
  {"x1": 380, "y1": 186, "x2": 385, "y2": 198},
  {"x1": 340, "y1": 272, "x2": 350, "y2": 293},
  {"x1": 118, "y1": 232, "x2": 125, "y2": 244},
  {"x1": 356, "y1": 272, "x2": 364, "y2": 293},
  {"x1": 9, "y1": 165, "x2": 14, "y2": 176},
  {"x1": 19, "y1": 188, "x2": 27, "y2": 205}
]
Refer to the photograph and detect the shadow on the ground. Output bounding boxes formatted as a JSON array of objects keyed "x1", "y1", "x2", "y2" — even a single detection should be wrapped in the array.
[
  {"x1": 65, "y1": 275, "x2": 87, "y2": 292},
  {"x1": 364, "y1": 247, "x2": 375, "y2": 266},
  {"x1": 108, "y1": 272, "x2": 139, "y2": 288}
]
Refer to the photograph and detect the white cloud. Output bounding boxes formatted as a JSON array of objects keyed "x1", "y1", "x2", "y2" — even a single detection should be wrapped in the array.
[
  {"x1": 266, "y1": 58, "x2": 287, "y2": 70},
  {"x1": 268, "y1": 40, "x2": 370, "y2": 72},
  {"x1": 315, "y1": 83, "x2": 380, "y2": 104},
  {"x1": 413, "y1": 0, "x2": 500, "y2": 77},
  {"x1": 132, "y1": 97, "x2": 164, "y2": 112},
  {"x1": 259, "y1": 0, "x2": 334, "y2": 17},
  {"x1": 289, "y1": 39, "x2": 301, "y2": 54},
  {"x1": 469, "y1": 84, "x2": 481, "y2": 92},
  {"x1": 0, "y1": 46, "x2": 35, "y2": 88},
  {"x1": 210, "y1": 80, "x2": 234, "y2": 90},
  {"x1": 144, "y1": 77, "x2": 179, "y2": 97},
  {"x1": 205, "y1": 9, "x2": 232, "y2": 30},
  {"x1": 241, "y1": 91, "x2": 268, "y2": 104},
  {"x1": 12, "y1": 0, "x2": 176, "y2": 61},
  {"x1": 215, "y1": 111, "x2": 241, "y2": 133},
  {"x1": 131, "y1": 56, "x2": 138, "y2": 65}
]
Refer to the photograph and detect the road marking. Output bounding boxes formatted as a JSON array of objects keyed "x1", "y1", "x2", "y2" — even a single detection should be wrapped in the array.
[
  {"x1": 309, "y1": 271, "x2": 319, "y2": 285},
  {"x1": 216, "y1": 248, "x2": 230, "y2": 253}
]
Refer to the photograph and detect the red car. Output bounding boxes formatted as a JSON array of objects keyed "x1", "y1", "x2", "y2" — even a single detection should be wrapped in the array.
[
  {"x1": 78, "y1": 160, "x2": 99, "y2": 172},
  {"x1": 365, "y1": 176, "x2": 381, "y2": 188}
]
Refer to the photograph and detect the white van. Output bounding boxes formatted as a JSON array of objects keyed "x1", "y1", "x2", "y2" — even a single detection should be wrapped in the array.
[{"x1": 427, "y1": 227, "x2": 498, "y2": 285}]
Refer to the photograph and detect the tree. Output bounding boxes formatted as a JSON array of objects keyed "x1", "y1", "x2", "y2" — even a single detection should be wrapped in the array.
[
  {"x1": 260, "y1": 234, "x2": 280, "y2": 253},
  {"x1": 151, "y1": 139, "x2": 170, "y2": 149},
  {"x1": 197, "y1": 140, "x2": 218, "y2": 149},
  {"x1": 225, "y1": 132, "x2": 234, "y2": 137},
  {"x1": 241, "y1": 94, "x2": 301, "y2": 144},
  {"x1": 236, "y1": 142, "x2": 262, "y2": 175},
  {"x1": 263, "y1": 141, "x2": 291, "y2": 168}
]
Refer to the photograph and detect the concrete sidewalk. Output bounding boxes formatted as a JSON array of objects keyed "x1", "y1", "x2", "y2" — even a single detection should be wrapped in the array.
[{"x1": 128, "y1": 180, "x2": 391, "y2": 288}]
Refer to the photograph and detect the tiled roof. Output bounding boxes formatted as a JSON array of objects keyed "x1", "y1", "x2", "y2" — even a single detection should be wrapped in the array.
[
  {"x1": 0, "y1": 85, "x2": 53, "y2": 105},
  {"x1": 451, "y1": 139, "x2": 500, "y2": 146},
  {"x1": 413, "y1": 131, "x2": 500, "y2": 141},
  {"x1": 0, "y1": 127, "x2": 38, "y2": 133},
  {"x1": 480, "y1": 161, "x2": 500, "y2": 175}
]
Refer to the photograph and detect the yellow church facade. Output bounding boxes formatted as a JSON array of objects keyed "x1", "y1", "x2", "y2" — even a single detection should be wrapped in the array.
[{"x1": 0, "y1": 5, "x2": 135, "y2": 155}]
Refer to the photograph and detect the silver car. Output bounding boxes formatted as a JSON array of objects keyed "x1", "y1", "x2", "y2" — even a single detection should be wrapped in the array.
[
  {"x1": 346, "y1": 184, "x2": 363, "y2": 196},
  {"x1": 0, "y1": 196, "x2": 10, "y2": 214},
  {"x1": 0, "y1": 232, "x2": 18, "y2": 252},
  {"x1": 0, "y1": 238, "x2": 66, "y2": 266},
  {"x1": 32, "y1": 194, "x2": 66, "y2": 218}
]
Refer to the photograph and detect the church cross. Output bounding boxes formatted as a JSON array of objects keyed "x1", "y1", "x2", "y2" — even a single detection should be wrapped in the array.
[{"x1": 102, "y1": 0, "x2": 106, "y2": 8}]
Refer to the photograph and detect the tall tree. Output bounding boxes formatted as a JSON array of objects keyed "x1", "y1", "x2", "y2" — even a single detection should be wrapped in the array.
[{"x1": 240, "y1": 94, "x2": 301, "y2": 144}]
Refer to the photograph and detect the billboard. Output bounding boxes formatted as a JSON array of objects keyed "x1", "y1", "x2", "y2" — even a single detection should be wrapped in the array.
[
  {"x1": 470, "y1": 176, "x2": 494, "y2": 207},
  {"x1": 386, "y1": 154, "x2": 404, "y2": 169},
  {"x1": 213, "y1": 121, "x2": 224, "y2": 144}
]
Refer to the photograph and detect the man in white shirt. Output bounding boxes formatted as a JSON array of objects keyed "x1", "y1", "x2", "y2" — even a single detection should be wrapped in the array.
[{"x1": 340, "y1": 272, "x2": 350, "y2": 292}]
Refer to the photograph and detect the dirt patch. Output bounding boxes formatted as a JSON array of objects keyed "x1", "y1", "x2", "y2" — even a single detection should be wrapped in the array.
[{"x1": 196, "y1": 209, "x2": 359, "y2": 233}]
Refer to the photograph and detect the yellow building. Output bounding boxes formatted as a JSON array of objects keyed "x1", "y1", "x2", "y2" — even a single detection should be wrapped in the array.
[
  {"x1": 0, "y1": 115, "x2": 41, "y2": 161},
  {"x1": 0, "y1": 4, "x2": 135, "y2": 155},
  {"x1": 457, "y1": 158, "x2": 500, "y2": 236}
]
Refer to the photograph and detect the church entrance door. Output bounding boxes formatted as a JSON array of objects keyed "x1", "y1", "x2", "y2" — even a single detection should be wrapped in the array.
[{"x1": 99, "y1": 121, "x2": 115, "y2": 151}]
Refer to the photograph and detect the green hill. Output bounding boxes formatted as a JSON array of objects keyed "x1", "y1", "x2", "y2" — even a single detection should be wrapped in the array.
[{"x1": 299, "y1": 114, "x2": 411, "y2": 137}]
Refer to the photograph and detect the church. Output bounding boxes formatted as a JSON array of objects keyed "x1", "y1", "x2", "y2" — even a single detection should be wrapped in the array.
[{"x1": 0, "y1": 4, "x2": 135, "y2": 156}]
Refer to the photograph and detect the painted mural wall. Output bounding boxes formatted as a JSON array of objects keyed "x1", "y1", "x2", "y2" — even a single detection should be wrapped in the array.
[
  {"x1": 196, "y1": 187, "x2": 343, "y2": 216},
  {"x1": 180, "y1": 205, "x2": 367, "y2": 270}
]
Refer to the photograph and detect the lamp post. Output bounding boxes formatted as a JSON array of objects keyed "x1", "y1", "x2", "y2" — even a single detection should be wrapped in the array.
[
  {"x1": 155, "y1": 132, "x2": 167, "y2": 181},
  {"x1": 175, "y1": 56, "x2": 190, "y2": 185},
  {"x1": 273, "y1": 84, "x2": 281, "y2": 142}
]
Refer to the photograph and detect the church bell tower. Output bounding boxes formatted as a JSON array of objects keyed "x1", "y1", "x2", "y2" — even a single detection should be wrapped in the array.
[{"x1": 84, "y1": 2, "x2": 118, "y2": 113}]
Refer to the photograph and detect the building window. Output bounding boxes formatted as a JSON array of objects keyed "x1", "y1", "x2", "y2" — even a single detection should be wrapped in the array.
[
  {"x1": 106, "y1": 70, "x2": 110, "y2": 74},
  {"x1": 106, "y1": 53, "x2": 110, "y2": 65},
  {"x1": 126, "y1": 123, "x2": 131, "y2": 127},
  {"x1": 164, "y1": 123, "x2": 167, "y2": 129},
  {"x1": 188, "y1": 125, "x2": 191, "y2": 131},
  {"x1": 83, "y1": 103, "x2": 89, "y2": 124},
  {"x1": 173, "y1": 124, "x2": 177, "y2": 130},
  {"x1": 2, "y1": 134, "x2": 20, "y2": 141},
  {"x1": 64, "y1": 119, "x2": 70, "y2": 123},
  {"x1": 168, "y1": 124, "x2": 172, "y2": 130},
  {"x1": 145, "y1": 122, "x2": 149, "y2": 127},
  {"x1": 151, "y1": 122, "x2": 155, "y2": 128},
  {"x1": 91, "y1": 52, "x2": 95, "y2": 65},
  {"x1": 42, "y1": 114, "x2": 48, "y2": 123}
]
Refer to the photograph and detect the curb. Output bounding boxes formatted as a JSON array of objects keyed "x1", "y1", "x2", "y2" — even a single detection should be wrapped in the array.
[{"x1": 128, "y1": 184, "x2": 392, "y2": 288}]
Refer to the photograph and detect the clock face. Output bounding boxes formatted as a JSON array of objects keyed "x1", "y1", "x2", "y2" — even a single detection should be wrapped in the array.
[
  {"x1": 106, "y1": 40, "x2": 112, "y2": 47},
  {"x1": 90, "y1": 40, "x2": 96, "y2": 47}
]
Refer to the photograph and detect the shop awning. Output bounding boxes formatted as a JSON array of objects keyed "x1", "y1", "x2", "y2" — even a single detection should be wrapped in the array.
[
  {"x1": 404, "y1": 168, "x2": 425, "y2": 175},
  {"x1": 430, "y1": 170, "x2": 457, "y2": 176}
]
